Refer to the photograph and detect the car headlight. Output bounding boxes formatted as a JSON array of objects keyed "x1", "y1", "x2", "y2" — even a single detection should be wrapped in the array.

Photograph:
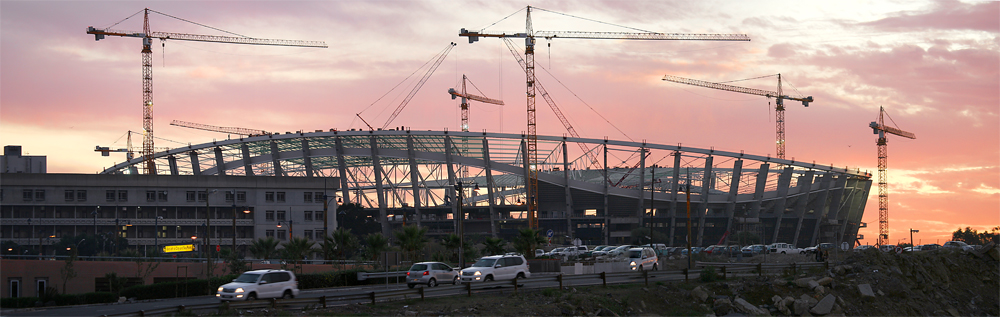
[
  {"x1": 217, "y1": 286, "x2": 224, "y2": 292},
  {"x1": 235, "y1": 288, "x2": 244, "y2": 293},
  {"x1": 473, "y1": 271, "x2": 481, "y2": 276},
  {"x1": 630, "y1": 261, "x2": 636, "y2": 266}
]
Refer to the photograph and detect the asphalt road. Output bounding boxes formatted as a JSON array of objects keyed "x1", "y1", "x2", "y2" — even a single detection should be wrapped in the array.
[{"x1": 3, "y1": 271, "x2": 695, "y2": 316}]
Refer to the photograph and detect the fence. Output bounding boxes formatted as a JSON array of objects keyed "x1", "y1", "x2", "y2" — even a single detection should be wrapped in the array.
[{"x1": 99, "y1": 260, "x2": 830, "y2": 316}]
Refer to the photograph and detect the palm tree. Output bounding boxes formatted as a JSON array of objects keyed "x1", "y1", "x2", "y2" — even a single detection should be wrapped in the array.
[
  {"x1": 249, "y1": 237, "x2": 280, "y2": 261},
  {"x1": 332, "y1": 227, "x2": 357, "y2": 269},
  {"x1": 281, "y1": 237, "x2": 315, "y2": 273},
  {"x1": 363, "y1": 233, "x2": 389, "y2": 269},
  {"x1": 440, "y1": 233, "x2": 462, "y2": 263},
  {"x1": 483, "y1": 237, "x2": 507, "y2": 256},
  {"x1": 394, "y1": 225, "x2": 429, "y2": 262},
  {"x1": 513, "y1": 228, "x2": 546, "y2": 258},
  {"x1": 319, "y1": 235, "x2": 337, "y2": 261}
]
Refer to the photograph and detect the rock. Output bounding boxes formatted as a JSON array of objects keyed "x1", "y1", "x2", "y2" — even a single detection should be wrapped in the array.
[
  {"x1": 733, "y1": 298, "x2": 770, "y2": 316},
  {"x1": 808, "y1": 280, "x2": 821, "y2": 290},
  {"x1": 773, "y1": 278, "x2": 788, "y2": 286},
  {"x1": 793, "y1": 299, "x2": 811, "y2": 316},
  {"x1": 404, "y1": 311, "x2": 418, "y2": 316},
  {"x1": 777, "y1": 296, "x2": 795, "y2": 315},
  {"x1": 947, "y1": 307, "x2": 961, "y2": 317},
  {"x1": 814, "y1": 285, "x2": 826, "y2": 295},
  {"x1": 817, "y1": 276, "x2": 833, "y2": 286},
  {"x1": 118, "y1": 296, "x2": 126, "y2": 304},
  {"x1": 597, "y1": 307, "x2": 619, "y2": 317},
  {"x1": 771, "y1": 295, "x2": 783, "y2": 306},
  {"x1": 692, "y1": 286, "x2": 710, "y2": 302},
  {"x1": 877, "y1": 289, "x2": 885, "y2": 296},
  {"x1": 713, "y1": 298, "x2": 732, "y2": 316},
  {"x1": 794, "y1": 277, "x2": 814, "y2": 288},
  {"x1": 858, "y1": 284, "x2": 876, "y2": 297},
  {"x1": 810, "y1": 294, "x2": 836, "y2": 315}
]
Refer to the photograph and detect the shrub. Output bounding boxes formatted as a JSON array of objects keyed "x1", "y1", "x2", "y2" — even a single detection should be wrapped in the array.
[
  {"x1": 297, "y1": 269, "x2": 366, "y2": 289},
  {"x1": 0, "y1": 292, "x2": 116, "y2": 309},
  {"x1": 700, "y1": 266, "x2": 718, "y2": 282},
  {"x1": 120, "y1": 274, "x2": 237, "y2": 300}
]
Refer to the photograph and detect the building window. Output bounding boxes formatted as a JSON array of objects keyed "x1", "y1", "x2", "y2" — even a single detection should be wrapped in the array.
[
  {"x1": 146, "y1": 191, "x2": 156, "y2": 202},
  {"x1": 315, "y1": 211, "x2": 323, "y2": 222},
  {"x1": 316, "y1": 192, "x2": 325, "y2": 203},
  {"x1": 277, "y1": 230, "x2": 286, "y2": 240},
  {"x1": 265, "y1": 210, "x2": 274, "y2": 221},
  {"x1": 77, "y1": 190, "x2": 87, "y2": 202},
  {"x1": 197, "y1": 191, "x2": 207, "y2": 202},
  {"x1": 65, "y1": 190, "x2": 75, "y2": 202},
  {"x1": 315, "y1": 229, "x2": 324, "y2": 239},
  {"x1": 265, "y1": 192, "x2": 274, "y2": 202},
  {"x1": 22, "y1": 190, "x2": 32, "y2": 202},
  {"x1": 158, "y1": 191, "x2": 167, "y2": 202},
  {"x1": 276, "y1": 210, "x2": 286, "y2": 221},
  {"x1": 117, "y1": 190, "x2": 127, "y2": 202},
  {"x1": 225, "y1": 191, "x2": 235, "y2": 203},
  {"x1": 303, "y1": 230, "x2": 313, "y2": 240},
  {"x1": 9, "y1": 279, "x2": 20, "y2": 298},
  {"x1": 236, "y1": 191, "x2": 246, "y2": 202},
  {"x1": 303, "y1": 211, "x2": 313, "y2": 221},
  {"x1": 303, "y1": 192, "x2": 313, "y2": 203},
  {"x1": 106, "y1": 190, "x2": 116, "y2": 202},
  {"x1": 186, "y1": 191, "x2": 196, "y2": 202},
  {"x1": 276, "y1": 192, "x2": 286, "y2": 202},
  {"x1": 34, "y1": 190, "x2": 45, "y2": 201},
  {"x1": 265, "y1": 230, "x2": 275, "y2": 238}
]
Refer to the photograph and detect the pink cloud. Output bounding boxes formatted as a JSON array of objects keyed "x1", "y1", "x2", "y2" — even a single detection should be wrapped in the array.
[{"x1": 860, "y1": 0, "x2": 999, "y2": 32}]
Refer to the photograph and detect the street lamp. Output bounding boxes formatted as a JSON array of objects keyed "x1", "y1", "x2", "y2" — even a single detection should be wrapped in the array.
[
  {"x1": 151, "y1": 216, "x2": 163, "y2": 257},
  {"x1": 910, "y1": 228, "x2": 919, "y2": 252},
  {"x1": 277, "y1": 220, "x2": 293, "y2": 241},
  {"x1": 454, "y1": 181, "x2": 476, "y2": 269},
  {"x1": 92, "y1": 206, "x2": 100, "y2": 235},
  {"x1": 231, "y1": 190, "x2": 250, "y2": 255},
  {"x1": 204, "y1": 189, "x2": 218, "y2": 281}
]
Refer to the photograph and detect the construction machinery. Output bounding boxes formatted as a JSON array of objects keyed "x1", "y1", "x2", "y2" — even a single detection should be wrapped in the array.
[
  {"x1": 869, "y1": 106, "x2": 916, "y2": 247},
  {"x1": 449, "y1": 75, "x2": 505, "y2": 132},
  {"x1": 460, "y1": 6, "x2": 750, "y2": 228},
  {"x1": 661, "y1": 74, "x2": 813, "y2": 160},
  {"x1": 170, "y1": 120, "x2": 268, "y2": 137},
  {"x1": 381, "y1": 42, "x2": 457, "y2": 130},
  {"x1": 86, "y1": 8, "x2": 327, "y2": 174}
]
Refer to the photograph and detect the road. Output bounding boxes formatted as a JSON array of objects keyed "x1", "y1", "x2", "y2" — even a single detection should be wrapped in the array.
[{"x1": 3, "y1": 271, "x2": 696, "y2": 316}]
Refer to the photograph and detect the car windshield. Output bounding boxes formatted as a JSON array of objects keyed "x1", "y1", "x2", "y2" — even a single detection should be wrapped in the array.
[
  {"x1": 409, "y1": 264, "x2": 428, "y2": 271},
  {"x1": 471, "y1": 258, "x2": 497, "y2": 267},
  {"x1": 626, "y1": 250, "x2": 642, "y2": 258},
  {"x1": 233, "y1": 273, "x2": 261, "y2": 283}
]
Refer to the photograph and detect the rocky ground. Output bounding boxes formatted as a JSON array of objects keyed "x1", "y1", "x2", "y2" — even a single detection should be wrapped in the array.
[{"x1": 232, "y1": 244, "x2": 998, "y2": 316}]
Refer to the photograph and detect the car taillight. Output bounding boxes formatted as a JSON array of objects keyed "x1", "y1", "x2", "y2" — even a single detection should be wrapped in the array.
[
  {"x1": 422, "y1": 271, "x2": 429, "y2": 275},
  {"x1": 406, "y1": 272, "x2": 410, "y2": 276}
]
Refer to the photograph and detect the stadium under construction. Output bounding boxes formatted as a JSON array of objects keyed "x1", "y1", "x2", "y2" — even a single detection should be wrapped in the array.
[{"x1": 95, "y1": 129, "x2": 872, "y2": 248}]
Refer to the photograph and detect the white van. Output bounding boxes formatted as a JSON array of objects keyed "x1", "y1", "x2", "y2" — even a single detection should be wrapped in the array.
[
  {"x1": 460, "y1": 254, "x2": 531, "y2": 283},
  {"x1": 626, "y1": 247, "x2": 658, "y2": 271},
  {"x1": 768, "y1": 243, "x2": 802, "y2": 254}
]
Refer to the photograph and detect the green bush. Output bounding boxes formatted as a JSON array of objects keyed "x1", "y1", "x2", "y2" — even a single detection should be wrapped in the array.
[
  {"x1": 0, "y1": 296, "x2": 38, "y2": 309},
  {"x1": 297, "y1": 269, "x2": 366, "y2": 289},
  {"x1": 700, "y1": 266, "x2": 718, "y2": 282},
  {"x1": 0, "y1": 292, "x2": 116, "y2": 309},
  {"x1": 120, "y1": 275, "x2": 237, "y2": 300}
]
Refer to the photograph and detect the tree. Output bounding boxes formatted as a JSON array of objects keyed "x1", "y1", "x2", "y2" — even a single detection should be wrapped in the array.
[
  {"x1": 394, "y1": 225, "x2": 429, "y2": 262},
  {"x1": 440, "y1": 233, "x2": 462, "y2": 263},
  {"x1": 121, "y1": 249, "x2": 159, "y2": 283},
  {"x1": 337, "y1": 203, "x2": 381, "y2": 237},
  {"x1": 281, "y1": 237, "x2": 316, "y2": 274},
  {"x1": 219, "y1": 248, "x2": 248, "y2": 275},
  {"x1": 105, "y1": 272, "x2": 128, "y2": 297},
  {"x1": 951, "y1": 226, "x2": 1000, "y2": 245},
  {"x1": 319, "y1": 235, "x2": 337, "y2": 261},
  {"x1": 249, "y1": 237, "x2": 280, "y2": 261},
  {"x1": 332, "y1": 227, "x2": 358, "y2": 268},
  {"x1": 363, "y1": 233, "x2": 389, "y2": 269},
  {"x1": 483, "y1": 237, "x2": 507, "y2": 256},
  {"x1": 513, "y1": 228, "x2": 546, "y2": 258},
  {"x1": 59, "y1": 246, "x2": 78, "y2": 294}
]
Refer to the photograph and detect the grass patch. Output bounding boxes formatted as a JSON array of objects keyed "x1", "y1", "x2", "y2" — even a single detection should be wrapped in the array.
[{"x1": 540, "y1": 288, "x2": 559, "y2": 297}]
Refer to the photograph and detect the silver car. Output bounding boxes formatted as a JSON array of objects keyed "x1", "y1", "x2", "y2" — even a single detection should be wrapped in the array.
[{"x1": 407, "y1": 262, "x2": 460, "y2": 288}]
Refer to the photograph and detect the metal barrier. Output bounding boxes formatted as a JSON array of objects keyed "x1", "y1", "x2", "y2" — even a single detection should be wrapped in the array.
[{"x1": 101, "y1": 261, "x2": 827, "y2": 316}]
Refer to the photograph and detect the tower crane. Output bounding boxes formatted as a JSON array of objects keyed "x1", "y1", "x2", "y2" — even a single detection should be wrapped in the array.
[
  {"x1": 449, "y1": 75, "x2": 505, "y2": 132},
  {"x1": 86, "y1": 8, "x2": 327, "y2": 174},
  {"x1": 661, "y1": 74, "x2": 813, "y2": 160},
  {"x1": 869, "y1": 106, "x2": 916, "y2": 247},
  {"x1": 381, "y1": 43, "x2": 457, "y2": 130},
  {"x1": 170, "y1": 120, "x2": 268, "y2": 137},
  {"x1": 460, "y1": 6, "x2": 750, "y2": 228}
]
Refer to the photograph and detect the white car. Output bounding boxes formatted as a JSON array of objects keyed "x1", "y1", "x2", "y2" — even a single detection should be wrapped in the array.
[
  {"x1": 406, "y1": 262, "x2": 460, "y2": 288},
  {"x1": 605, "y1": 245, "x2": 635, "y2": 258},
  {"x1": 217, "y1": 269, "x2": 299, "y2": 301},
  {"x1": 460, "y1": 254, "x2": 531, "y2": 283},
  {"x1": 942, "y1": 241, "x2": 974, "y2": 252},
  {"x1": 768, "y1": 243, "x2": 801, "y2": 254},
  {"x1": 626, "y1": 247, "x2": 658, "y2": 271}
]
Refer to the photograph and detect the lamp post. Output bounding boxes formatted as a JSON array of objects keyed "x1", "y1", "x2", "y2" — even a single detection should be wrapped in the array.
[
  {"x1": 205, "y1": 189, "x2": 217, "y2": 280},
  {"x1": 93, "y1": 206, "x2": 100, "y2": 235},
  {"x1": 151, "y1": 216, "x2": 163, "y2": 257},
  {"x1": 455, "y1": 182, "x2": 465, "y2": 269},
  {"x1": 910, "y1": 228, "x2": 919, "y2": 252},
  {"x1": 277, "y1": 220, "x2": 293, "y2": 241},
  {"x1": 233, "y1": 201, "x2": 250, "y2": 257}
]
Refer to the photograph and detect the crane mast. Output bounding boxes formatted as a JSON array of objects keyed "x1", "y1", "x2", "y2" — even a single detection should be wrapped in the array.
[
  {"x1": 170, "y1": 120, "x2": 268, "y2": 136},
  {"x1": 87, "y1": 8, "x2": 327, "y2": 174},
  {"x1": 461, "y1": 6, "x2": 750, "y2": 228},
  {"x1": 661, "y1": 74, "x2": 813, "y2": 160},
  {"x1": 449, "y1": 75, "x2": 505, "y2": 132},
  {"x1": 869, "y1": 106, "x2": 915, "y2": 247}
]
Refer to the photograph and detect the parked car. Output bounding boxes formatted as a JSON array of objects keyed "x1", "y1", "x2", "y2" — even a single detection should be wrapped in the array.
[
  {"x1": 217, "y1": 269, "x2": 299, "y2": 301},
  {"x1": 921, "y1": 243, "x2": 941, "y2": 251},
  {"x1": 803, "y1": 243, "x2": 836, "y2": 255},
  {"x1": 879, "y1": 244, "x2": 897, "y2": 252},
  {"x1": 853, "y1": 245, "x2": 875, "y2": 252},
  {"x1": 460, "y1": 254, "x2": 531, "y2": 283},
  {"x1": 768, "y1": 243, "x2": 802, "y2": 254},
  {"x1": 565, "y1": 245, "x2": 589, "y2": 258},
  {"x1": 626, "y1": 247, "x2": 659, "y2": 271},
  {"x1": 640, "y1": 243, "x2": 670, "y2": 257},
  {"x1": 742, "y1": 244, "x2": 768, "y2": 254},
  {"x1": 904, "y1": 245, "x2": 922, "y2": 252},
  {"x1": 546, "y1": 247, "x2": 565, "y2": 257},
  {"x1": 703, "y1": 245, "x2": 723, "y2": 255},
  {"x1": 534, "y1": 249, "x2": 546, "y2": 258},
  {"x1": 586, "y1": 245, "x2": 610, "y2": 257},
  {"x1": 406, "y1": 262, "x2": 460, "y2": 288},
  {"x1": 604, "y1": 245, "x2": 635, "y2": 258}
]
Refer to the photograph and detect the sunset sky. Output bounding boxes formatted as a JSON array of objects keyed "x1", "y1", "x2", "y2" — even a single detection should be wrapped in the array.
[{"x1": 2, "y1": 0, "x2": 997, "y2": 245}]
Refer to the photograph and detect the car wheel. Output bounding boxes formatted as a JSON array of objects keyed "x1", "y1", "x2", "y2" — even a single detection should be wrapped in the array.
[
  {"x1": 484, "y1": 275, "x2": 494, "y2": 282},
  {"x1": 453, "y1": 276, "x2": 460, "y2": 285},
  {"x1": 282, "y1": 290, "x2": 293, "y2": 299},
  {"x1": 516, "y1": 272, "x2": 526, "y2": 279},
  {"x1": 247, "y1": 292, "x2": 257, "y2": 301},
  {"x1": 638, "y1": 265, "x2": 644, "y2": 271},
  {"x1": 781, "y1": 251, "x2": 786, "y2": 254},
  {"x1": 428, "y1": 278, "x2": 437, "y2": 287},
  {"x1": 652, "y1": 263, "x2": 658, "y2": 271},
  {"x1": 408, "y1": 284, "x2": 415, "y2": 289}
]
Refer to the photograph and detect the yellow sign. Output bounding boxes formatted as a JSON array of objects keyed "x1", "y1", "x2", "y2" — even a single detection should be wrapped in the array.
[{"x1": 162, "y1": 244, "x2": 195, "y2": 253}]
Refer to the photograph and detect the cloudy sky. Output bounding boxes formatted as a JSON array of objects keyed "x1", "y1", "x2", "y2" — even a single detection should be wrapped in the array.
[{"x1": 2, "y1": 0, "x2": 997, "y2": 245}]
